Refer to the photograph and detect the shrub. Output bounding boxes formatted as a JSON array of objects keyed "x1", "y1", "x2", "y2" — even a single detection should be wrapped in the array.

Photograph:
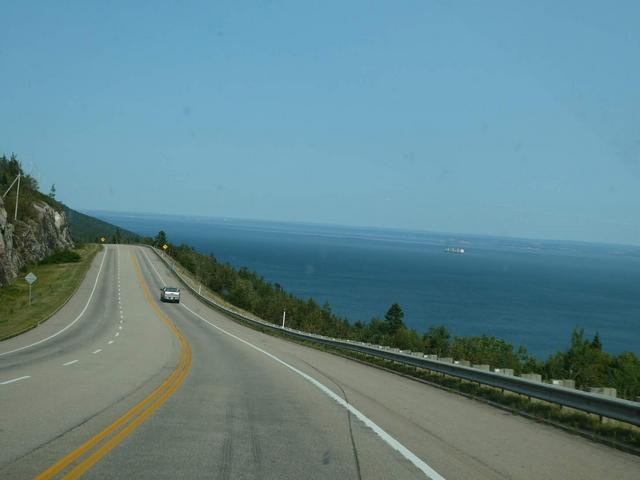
[{"x1": 39, "y1": 250, "x2": 81, "y2": 265}]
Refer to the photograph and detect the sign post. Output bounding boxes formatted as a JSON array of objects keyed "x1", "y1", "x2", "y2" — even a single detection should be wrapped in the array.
[{"x1": 25, "y1": 272, "x2": 37, "y2": 306}]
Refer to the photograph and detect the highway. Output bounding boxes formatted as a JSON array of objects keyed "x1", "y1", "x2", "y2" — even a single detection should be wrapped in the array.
[{"x1": 1, "y1": 245, "x2": 639, "y2": 479}]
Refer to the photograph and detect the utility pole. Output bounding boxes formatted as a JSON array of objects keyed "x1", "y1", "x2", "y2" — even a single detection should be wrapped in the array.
[
  {"x1": 1, "y1": 174, "x2": 21, "y2": 221},
  {"x1": 14, "y1": 174, "x2": 20, "y2": 221}
]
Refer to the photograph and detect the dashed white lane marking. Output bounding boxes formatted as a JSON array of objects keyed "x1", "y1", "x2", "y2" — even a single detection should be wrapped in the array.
[
  {"x1": 118, "y1": 326, "x2": 123, "y2": 330},
  {"x1": 115, "y1": 332, "x2": 120, "y2": 337},
  {"x1": 108, "y1": 340, "x2": 114, "y2": 345},
  {"x1": 119, "y1": 320, "x2": 123, "y2": 324},
  {"x1": 63, "y1": 360, "x2": 79, "y2": 366},
  {"x1": 92, "y1": 349, "x2": 102, "y2": 354},
  {"x1": 181, "y1": 302, "x2": 445, "y2": 480},
  {"x1": 1, "y1": 375, "x2": 31, "y2": 385},
  {"x1": 0, "y1": 248, "x2": 109, "y2": 358}
]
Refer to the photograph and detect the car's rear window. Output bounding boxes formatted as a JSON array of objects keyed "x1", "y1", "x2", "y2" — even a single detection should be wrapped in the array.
[{"x1": 165, "y1": 287, "x2": 179, "y2": 292}]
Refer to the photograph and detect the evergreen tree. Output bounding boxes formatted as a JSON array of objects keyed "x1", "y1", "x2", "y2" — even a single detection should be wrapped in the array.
[
  {"x1": 155, "y1": 230, "x2": 167, "y2": 247},
  {"x1": 591, "y1": 332, "x2": 602, "y2": 351},
  {"x1": 384, "y1": 303, "x2": 405, "y2": 335},
  {"x1": 423, "y1": 325, "x2": 451, "y2": 356}
]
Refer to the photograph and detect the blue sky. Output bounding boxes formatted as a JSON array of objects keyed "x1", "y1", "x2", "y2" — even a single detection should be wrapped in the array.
[{"x1": 1, "y1": 1, "x2": 639, "y2": 245}]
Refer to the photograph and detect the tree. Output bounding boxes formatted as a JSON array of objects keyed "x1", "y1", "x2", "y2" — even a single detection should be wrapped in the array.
[
  {"x1": 608, "y1": 352, "x2": 640, "y2": 399},
  {"x1": 450, "y1": 335, "x2": 522, "y2": 370},
  {"x1": 155, "y1": 230, "x2": 167, "y2": 247},
  {"x1": 392, "y1": 327, "x2": 423, "y2": 351},
  {"x1": 423, "y1": 325, "x2": 451, "y2": 356},
  {"x1": 48, "y1": 183, "x2": 56, "y2": 199},
  {"x1": 384, "y1": 303, "x2": 405, "y2": 335},
  {"x1": 544, "y1": 328, "x2": 610, "y2": 388}
]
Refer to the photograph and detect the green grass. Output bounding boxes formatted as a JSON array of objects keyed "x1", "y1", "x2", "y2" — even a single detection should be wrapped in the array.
[{"x1": 0, "y1": 244, "x2": 101, "y2": 340}]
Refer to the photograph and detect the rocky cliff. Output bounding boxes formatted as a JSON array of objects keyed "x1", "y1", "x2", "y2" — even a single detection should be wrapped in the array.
[{"x1": 0, "y1": 195, "x2": 74, "y2": 286}]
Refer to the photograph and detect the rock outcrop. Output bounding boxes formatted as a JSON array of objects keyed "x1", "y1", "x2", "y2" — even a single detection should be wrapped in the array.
[{"x1": 0, "y1": 196, "x2": 74, "y2": 286}]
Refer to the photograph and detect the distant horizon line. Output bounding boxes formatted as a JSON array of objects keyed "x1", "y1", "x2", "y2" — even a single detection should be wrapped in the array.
[{"x1": 81, "y1": 207, "x2": 640, "y2": 250}]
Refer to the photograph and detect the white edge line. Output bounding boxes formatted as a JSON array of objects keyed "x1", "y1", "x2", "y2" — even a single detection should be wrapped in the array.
[
  {"x1": 143, "y1": 247, "x2": 443, "y2": 478},
  {"x1": 145, "y1": 247, "x2": 443, "y2": 478},
  {"x1": 1, "y1": 375, "x2": 31, "y2": 385},
  {"x1": 0, "y1": 246, "x2": 109, "y2": 357},
  {"x1": 62, "y1": 359, "x2": 79, "y2": 366},
  {"x1": 180, "y1": 302, "x2": 444, "y2": 480}
]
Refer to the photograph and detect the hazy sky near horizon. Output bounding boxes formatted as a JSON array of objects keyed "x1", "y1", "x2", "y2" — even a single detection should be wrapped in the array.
[{"x1": 1, "y1": 1, "x2": 639, "y2": 245}]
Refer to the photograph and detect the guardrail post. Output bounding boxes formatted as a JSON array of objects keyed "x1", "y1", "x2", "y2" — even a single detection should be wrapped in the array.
[{"x1": 551, "y1": 379, "x2": 576, "y2": 389}]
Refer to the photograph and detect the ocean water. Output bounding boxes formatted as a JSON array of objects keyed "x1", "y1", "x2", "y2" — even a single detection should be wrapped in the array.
[{"x1": 92, "y1": 211, "x2": 640, "y2": 359}]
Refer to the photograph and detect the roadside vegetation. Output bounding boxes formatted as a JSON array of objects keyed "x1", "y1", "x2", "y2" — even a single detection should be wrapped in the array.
[
  {"x1": 0, "y1": 244, "x2": 101, "y2": 340},
  {"x1": 147, "y1": 231, "x2": 640, "y2": 401}
]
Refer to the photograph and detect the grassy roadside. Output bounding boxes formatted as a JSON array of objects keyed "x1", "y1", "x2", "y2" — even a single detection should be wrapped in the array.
[
  {"x1": 0, "y1": 243, "x2": 101, "y2": 340},
  {"x1": 154, "y1": 247, "x2": 640, "y2": 455}
]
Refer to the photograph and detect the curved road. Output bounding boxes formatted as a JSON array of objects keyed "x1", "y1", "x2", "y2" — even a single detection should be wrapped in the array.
[{"x1": 1, "y1": 245, "x2": 638, "y2": 479}]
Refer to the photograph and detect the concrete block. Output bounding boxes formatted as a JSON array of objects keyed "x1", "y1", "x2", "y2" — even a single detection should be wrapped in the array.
[
  {"x1": 551, "y1": 379, "x2": 576, "y2": 389},
  {"x1": 438, "y1": 357, "x2": 453, "y2": 363},
  {"x1": 494, "y1": 368, "x2": 514, "y2": 376},
  {"x1": 520, "y1": 373, "x2": 542, "y2": 383},
  {"x1": 588, "y1": 387, "x2": 617, "y2": 398},
  {"x1": 424, "y1": 354, "x2": 438, "y2": 360},
  {"x1": 473, "y1": 364, "x2": 490, "y2": 371},
  {"x1": 455, "y1": 360, "x2": 471, "y2": 367}
]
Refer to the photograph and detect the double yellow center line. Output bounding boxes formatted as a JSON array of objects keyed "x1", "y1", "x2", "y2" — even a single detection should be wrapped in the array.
[{"x1": 35, "y1": 253, "x2": 192, "y2": 479}]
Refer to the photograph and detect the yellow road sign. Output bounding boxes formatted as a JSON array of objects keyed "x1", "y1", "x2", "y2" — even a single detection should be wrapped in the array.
[
  {"x1": 162, "y1": 244, "x2": 169, "y2": 250},
  {"x1": 100, "y1": 237, "x2": 106, "y2": 243}
]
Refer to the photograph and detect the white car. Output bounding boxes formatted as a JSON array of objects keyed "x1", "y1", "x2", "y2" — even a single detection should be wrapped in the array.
[{"x1": 160, "y1": 286, "x2": 180, "y2": 303}]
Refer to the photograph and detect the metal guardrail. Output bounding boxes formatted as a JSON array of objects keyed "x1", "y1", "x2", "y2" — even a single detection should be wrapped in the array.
[{"x1": 146, "y1": 245, "x2": 640, "y2": 427}]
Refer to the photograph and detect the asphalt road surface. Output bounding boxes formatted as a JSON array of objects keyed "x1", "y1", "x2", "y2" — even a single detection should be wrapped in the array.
[{"x1": 1, "y1": 245, "x2": 639, "y2": 479}]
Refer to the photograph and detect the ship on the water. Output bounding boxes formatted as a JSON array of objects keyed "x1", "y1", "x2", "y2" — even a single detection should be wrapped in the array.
[{"x1": 445, "y1": 247, "x2": 465, "y2": 254}]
